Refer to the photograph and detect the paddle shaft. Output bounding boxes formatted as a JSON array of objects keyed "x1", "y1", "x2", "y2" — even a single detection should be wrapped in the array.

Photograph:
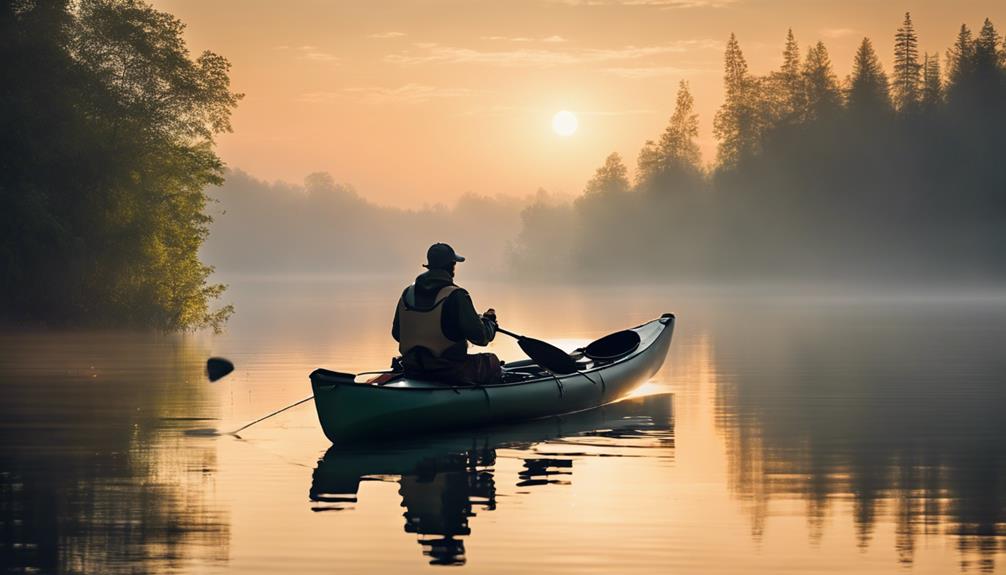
[{"x1": 494, "y1": 326, "x2": 524, "y2": 340}]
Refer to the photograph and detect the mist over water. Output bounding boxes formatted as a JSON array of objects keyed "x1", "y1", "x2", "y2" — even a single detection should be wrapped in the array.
[
  {"x1": 203, "y1": 170, "x2": 534, "y2": 279},
  {"x1": 6, "y1": 3, "x2": 1006, "y2": 572},
  {"x1": 3, "y1": 281, "x2": 1006, "y2": 573}
]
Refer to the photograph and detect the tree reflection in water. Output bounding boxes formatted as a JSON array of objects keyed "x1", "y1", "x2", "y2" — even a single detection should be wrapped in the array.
[
  {"x1": 0, "y1": 331, "x2": 229, "y2": 574},
  {"x1": 310, "y1": 394, "x2": 674, "y2": 566},
  {"x1": 708, "y1": 303, "x2": 1006, "y2": 572}
]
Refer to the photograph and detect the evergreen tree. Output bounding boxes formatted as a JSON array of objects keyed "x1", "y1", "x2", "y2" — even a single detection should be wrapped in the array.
[
  {"x1": 713, "y1": 34, "x2": 761, "y2": 167},
  {"x1": 768, "y1": 29, "x2": 805, "y2": 121},
  {"x1": 920, "y1": 53, "x2": 943, "y2": 109},
  {"x1": 847, "y1": 37, "x2": 892, "y2": 116},
  {"x1": 974, "y1": 18, "x2": 1002, "y2": 73},
  {"x1": 946, "y1": 24, "x2": 975, "y2": 89},
  {"x1": 658, "y1": 81, "x2": 702, "y2": 172},
  {"x1": 893, "y1": 12, "x2": 922, "y2": 110},
  {"x1": 802, "y1": 41, "x2": 843, "y2": 120}
]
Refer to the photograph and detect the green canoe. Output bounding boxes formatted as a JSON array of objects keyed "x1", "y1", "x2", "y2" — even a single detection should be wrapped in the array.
[{"x1": 310, "y1": 313, "x2": 675, "y2": 443}]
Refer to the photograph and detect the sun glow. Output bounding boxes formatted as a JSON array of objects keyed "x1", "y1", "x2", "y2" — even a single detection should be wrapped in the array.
[{"x1": 552, "y1": 110, "x2": 578, "y2": 137}]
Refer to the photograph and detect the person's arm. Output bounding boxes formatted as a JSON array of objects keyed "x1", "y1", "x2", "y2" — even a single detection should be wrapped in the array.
[{"x1": 453, "y1": 290, "x2": 496, "y2": 346}]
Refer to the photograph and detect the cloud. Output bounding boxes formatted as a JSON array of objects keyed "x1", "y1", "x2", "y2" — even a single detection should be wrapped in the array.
[
  {"x1": 386, "y1": 39, "x2": 721, "y2": 67},
  {"x1": 819, "y1": 28, "x2": 860, "y2": 39},
  {"x1": 581, "y1": 109, "x2": 658, "y2": 116},
  {"x1": 369, "y1": 31, "x2": 407, "y2": 39},
  {"x1": 299, "y1": 84, "x2": 472, "y2": 104},
  {"x1": 480, "y1": 35, "x2": 569, "y2": 43},
  {"x1": 302, "y1": 50, "x2": 340, "y2": 62},
  {"x1": 458, "y1": 104, "x2": 656, "y2": 117},
  {"x1": 276, "y1": 44, "x2": 341, "y2": 63},
  {"x1": 551, "y1": 0, "x2": 738, "y2": 7},
  {"x1": 604, "y1": 65, "x2": 712, "y2": 78}
]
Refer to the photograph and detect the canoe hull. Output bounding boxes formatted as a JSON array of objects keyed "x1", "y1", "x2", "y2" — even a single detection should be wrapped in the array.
[{"x1": 311, "y1": 314, "x2": 674, "y2": 443}]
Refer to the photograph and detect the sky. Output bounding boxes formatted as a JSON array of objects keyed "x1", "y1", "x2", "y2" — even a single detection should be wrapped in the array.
[{"x1": 152, "y1": 0, "x2": 1004, "y2": 205}]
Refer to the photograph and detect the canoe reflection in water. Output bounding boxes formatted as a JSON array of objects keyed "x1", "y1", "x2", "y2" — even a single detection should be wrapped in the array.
[{"x1": 309, "y1": 393, "x2": 674, "y2": 565}]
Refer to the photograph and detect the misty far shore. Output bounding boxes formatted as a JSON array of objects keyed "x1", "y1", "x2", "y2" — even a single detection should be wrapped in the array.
[{"x1": 206, "y1": 16, "x2": 1006, "y2": 290}]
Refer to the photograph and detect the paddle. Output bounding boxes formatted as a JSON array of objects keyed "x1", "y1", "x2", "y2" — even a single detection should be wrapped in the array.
[{"x1": 494, "y1": 326, "x2": 580, "y2": 375}]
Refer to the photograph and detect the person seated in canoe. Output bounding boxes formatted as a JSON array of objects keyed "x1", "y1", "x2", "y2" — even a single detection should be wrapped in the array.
[{"x1": 392, "y1": 243, "x2": 502, "y2": 386}]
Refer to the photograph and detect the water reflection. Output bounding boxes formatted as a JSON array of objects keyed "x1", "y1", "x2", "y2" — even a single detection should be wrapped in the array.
[
  {"x1": 310, "y1": 394, "x2": 674, "y2": 566},
  {"x1": 0, "y1": 331, "x2": 229, "y2": 574},
  {"x1": 706, "y1": 302, "x2": 1006, "y2": 572}
]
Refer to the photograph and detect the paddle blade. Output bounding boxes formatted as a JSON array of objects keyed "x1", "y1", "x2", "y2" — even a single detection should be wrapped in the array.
[
  {"x1": 206, "y1": 357, "x2": 234, "y2": 382},
  {"x1": 517, "y1": 337, "x2": 579, "y2": 375}
]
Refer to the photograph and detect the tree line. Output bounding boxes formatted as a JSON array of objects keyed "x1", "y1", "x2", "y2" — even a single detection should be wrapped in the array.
[
  {"x1": 0, "y1": 0, "x2": 239, "y2": 330},
  {"x1": 511, "y1": 14, "x2": 1006, "y2": 284}
]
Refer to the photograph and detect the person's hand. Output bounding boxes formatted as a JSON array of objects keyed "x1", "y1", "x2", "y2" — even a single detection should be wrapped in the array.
[{"x1": 482, "y1": 308, "x2": 497, "y2": 325}]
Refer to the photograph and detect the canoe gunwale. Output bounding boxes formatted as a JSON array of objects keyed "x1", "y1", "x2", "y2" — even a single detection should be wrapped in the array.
[{"x1": 310, "y1": 313, "x2": 674, "y2": 394}]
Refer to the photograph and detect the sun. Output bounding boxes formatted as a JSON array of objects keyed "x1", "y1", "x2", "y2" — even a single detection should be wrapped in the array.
[{"x1": 552, "y1": 110, "x2": 578, "y2": 137}]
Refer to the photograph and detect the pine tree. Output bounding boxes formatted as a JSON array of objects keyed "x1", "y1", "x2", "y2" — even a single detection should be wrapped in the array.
[
  {"x1": 768, "y1": 29, "x2": 805, "y2": 121},
  {"x1": 946, "y1": 24, "x2": 975, "y2": 89},
  {"x1": 920, "y1": 53, "x2": 943, "y2": 109},
  {"x1": 658, "y1": 80, "x2": 702, "y2": 171},
  {"x1": 802, "y1": 41, "x2": 842, "y2": 120},
  {"x1": 974, "y1": 18, "x2": 1001, "y2": 71},
  {"x1": 713, "y1": 34, "x2": 761, "y2": 167},
  {"x1": 893, "y1": 12, "x2": 922, "y2": 110},
  {"x1": 847, "y1": 37, "x2": 891, "y2": 115}
]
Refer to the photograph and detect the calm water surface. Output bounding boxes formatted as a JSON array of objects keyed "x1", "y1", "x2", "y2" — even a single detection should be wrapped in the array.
[{"x1": 2, "y1": 279, "x2": 1005, "y2": 573}]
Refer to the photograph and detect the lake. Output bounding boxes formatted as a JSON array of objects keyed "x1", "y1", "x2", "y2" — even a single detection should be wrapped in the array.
[{"x1": 2, "y1": 278, "x2": 1005, "y2": 574}]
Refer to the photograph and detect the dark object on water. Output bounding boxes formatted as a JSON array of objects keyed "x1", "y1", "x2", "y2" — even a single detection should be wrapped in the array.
[
  {"x1": 206, "y1": 357, "x2": 234, "y2": 382},
  {"x1": 584, "y1": 330, "x2": 641, "y2": 361},
  {"x1": 310, "y1": 314, "x2": 675, "y2": 443}
]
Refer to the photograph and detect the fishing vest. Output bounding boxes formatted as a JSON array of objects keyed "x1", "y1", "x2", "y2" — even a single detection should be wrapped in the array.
[{"x1": 397, "y1": 285, "x2": 461, "y2": 358}]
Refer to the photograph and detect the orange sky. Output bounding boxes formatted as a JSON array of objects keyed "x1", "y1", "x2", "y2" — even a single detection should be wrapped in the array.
[{"x1": 153, "y1": 0, "x2": 1004, "y2": 205}]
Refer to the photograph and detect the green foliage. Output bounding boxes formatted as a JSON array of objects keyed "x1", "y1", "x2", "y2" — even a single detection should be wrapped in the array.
[{"x1": 0, "y1": 0, "x2": 240, "y2": 330}]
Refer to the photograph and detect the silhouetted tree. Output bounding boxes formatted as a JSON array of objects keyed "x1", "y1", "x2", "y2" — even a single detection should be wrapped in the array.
[
  {"x1": 802, "y1": 41, "x2": 843, "y2": 120},
  {"x1": 920, "y1": 53, "x2": 943, "y2": 109},
  {"x1": 767, "y1": 29, "x2": 805, "y2": 123},
  {"x1": 946, "y1": 24, "x2": 975, "y2": 89},
  {"x1": 580, "y1": 153, "x2": 630, "y2": 200},
  {"x1": 847, "y1": 38, "x2": 892, "y2": 117},
  {"x1": 506, "y1": 14, "x2": 1006, "y2": 283},
  {"x1": 893, "y1": 12, "x2": 922, "y2": 110},
  {"x1": 714, "y1": 34, "x2": 762, "y2": 167},
  {"x1": 635, "y1": 140, "x2": 661, "y2": 188},
  {"x1": 973, "y1": 19, "x2": 1004, "y2": 98},
  {"x1": 659, "y1": 82, "x2": 702, "y2": 172}
]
